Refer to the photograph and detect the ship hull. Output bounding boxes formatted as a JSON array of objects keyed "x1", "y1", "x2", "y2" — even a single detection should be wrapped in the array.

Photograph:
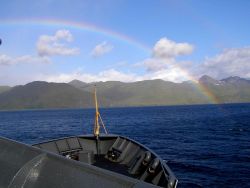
[{"x1": 0, "y1": 135, "x2": 177, "y2": 188}]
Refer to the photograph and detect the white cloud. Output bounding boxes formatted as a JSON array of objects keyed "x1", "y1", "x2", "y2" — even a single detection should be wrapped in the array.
[
  {"x1": 0, "y1": 54, "x2": 13, "y2": 65},
  {"x1": 91, "y1": 41, "x2": 113, "y2": 57},
  {"x1": 0, "y1": 30, "x2": 79, "y2": 67},
  {"x1": 197, "y1": 47, "x2": 250, "y2": 78},
  {"x1": 37, "y1": 29, "x2": 80, "y2": 57},
  {"x1": 41, "y1": 69, "x2": 140, "y2": 83},
  {"x1": 139, "y1": 58, "x2": 175, "y2": 72},
  {"x1": 136, "y1": 59, "x2": 192, "y2": 82},
  {"x1": 0, "y1": 54, "x2": 51, "y2": 66},
  {"x1": 0, "y1": 37, "x2": 197, "y2": 85},
  {"x1": 133, "y1": 37, "x2": 195, "y2": 82},
  {"x1": 153, "y1": 37, "x2": 194, "y2": 58},
  {"x1": 145, "y1": 68, "x2": 190, "y2": 83},
  {"x1": 9, "y1": 36, "x2": 250, "y2": 85},
  {"x1": 0, "y1": 66, "x2": 192, "y2": 86},
  {"x1": 41, "y1": 66, "x2": 192, "y2": 84}
]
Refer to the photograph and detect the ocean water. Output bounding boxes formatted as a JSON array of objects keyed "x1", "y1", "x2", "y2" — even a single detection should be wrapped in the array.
[{"x1": 0, "y1": 104, "x2": 250, "y2": 188}]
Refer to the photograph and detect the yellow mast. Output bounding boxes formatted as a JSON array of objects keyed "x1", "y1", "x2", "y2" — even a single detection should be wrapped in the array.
[{"x1": 93, "y1": 86, "x2": 108, "y2": 137}]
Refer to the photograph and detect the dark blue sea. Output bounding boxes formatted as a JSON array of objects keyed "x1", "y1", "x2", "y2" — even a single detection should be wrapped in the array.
[{"x1": 0, "y1": 104, "x2": 250, "y2": 188}]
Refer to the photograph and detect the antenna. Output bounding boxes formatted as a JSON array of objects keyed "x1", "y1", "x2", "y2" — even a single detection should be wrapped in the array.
[{"x1": 93, "y1": 85, "x2": 108, "y2": 137}]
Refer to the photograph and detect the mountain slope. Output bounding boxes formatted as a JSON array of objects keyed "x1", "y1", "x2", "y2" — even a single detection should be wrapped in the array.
[
  {"x1": 0, "y1": 86, "x2": 11, "y2": 94},
  {"x1": 68, "y1": 79, "x2": 88, "y2": 89},
  {"x1": 0, "y1": 81, "x2": 109, "y2": 109},
  {"x1": 1, "y1": 76, "x2": 250, "y2": 110},
  {"x1": 69, "y1": 77, "x2": 250, "y2": 106},
  {"x1": 199, "y1": 76, "x2": 250, "y2": 103},
  {"x1": 70, "y1": 79, "x2": 212, "y2": 106}
]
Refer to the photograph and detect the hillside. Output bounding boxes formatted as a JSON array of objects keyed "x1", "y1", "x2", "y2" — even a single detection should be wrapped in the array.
[
  {"x1": 0, "y1": 81, "x2": 109, "y2": 110},
  {"x1": 0, "y1": 86, "x2": 11, "y2": 94},
  {"x1": 199, "y1": 75, "x2": 250, "y2": 103},
  {"x1": 69, "y1": 76, "x2": 250, "y2": 106},
  {"x1": 69, "y1": 80, "x2": 211, "y2": 106},
  {"x1": 1, "y1": 76, "x2": 250, "y2": 110}
]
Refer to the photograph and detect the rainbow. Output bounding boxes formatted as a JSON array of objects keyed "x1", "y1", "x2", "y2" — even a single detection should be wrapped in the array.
[
  {"x1": 0, "y1": 18, "x2": 150, "y2": 53},
  {"x1": 0, "y1": 18, "x2": 220, "y2": 104}
]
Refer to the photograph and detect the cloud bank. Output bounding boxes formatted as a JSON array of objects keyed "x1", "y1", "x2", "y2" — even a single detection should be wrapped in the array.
[
  {"x1": 153, "y1": 38, "x2": 194, "y2": 58},
  {"x1": 37, "y1": 30, "x2": 80, "y2": 57},
  {"x1": 135, "y1": 38, "x2": 194, "y2": 82},
  {"x1": 0, "y1": 54, "x2": 50, "y2": 66},
  {"x1": 2, "y1": 31, "x2": 250, "y2": 86},
  {"x1": 198, "y1": 47, "x2": 250, "y2": 79},
  {"x1": 0, "y1": 29, "x2": 79, "y2": 67},
  {"x1": 44, "y1": 69, "x2": 140, "y2": 83}
]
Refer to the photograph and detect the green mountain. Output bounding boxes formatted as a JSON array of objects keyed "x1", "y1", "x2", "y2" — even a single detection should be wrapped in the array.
[
  {"x1": 199, "y1": 75, "x2": 250, "y2": 103},
  {"x1": 68, "y1": 79, "x2": 88, "y2": 89},
  {"x1": 0, "y1": 81, "x2": 108, "y2": 110},
  {"x1": 69, "y1": 80, "x2": 210, "y2": 106},
  {"x1": 69, "y1": 76, "x2": 250, "y2": 106},
  {"x1": 0, "y1": 76, "x2": 250, "y2": 110}
]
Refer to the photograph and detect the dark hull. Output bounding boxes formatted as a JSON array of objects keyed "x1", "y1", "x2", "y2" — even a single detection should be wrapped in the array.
[{"x1": 0, "y1": 135, "x2": 177, "y2": 188}]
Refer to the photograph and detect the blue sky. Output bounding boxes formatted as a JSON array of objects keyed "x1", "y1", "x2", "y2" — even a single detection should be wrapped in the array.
[{"x1": 0, "y1": 0, "x2": 250, "y2": 86}]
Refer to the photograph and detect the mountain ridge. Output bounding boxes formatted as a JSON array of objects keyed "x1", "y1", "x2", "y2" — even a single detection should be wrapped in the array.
[{"x1": 1, "y1": 75, "x2": 250, "y2": 110}]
